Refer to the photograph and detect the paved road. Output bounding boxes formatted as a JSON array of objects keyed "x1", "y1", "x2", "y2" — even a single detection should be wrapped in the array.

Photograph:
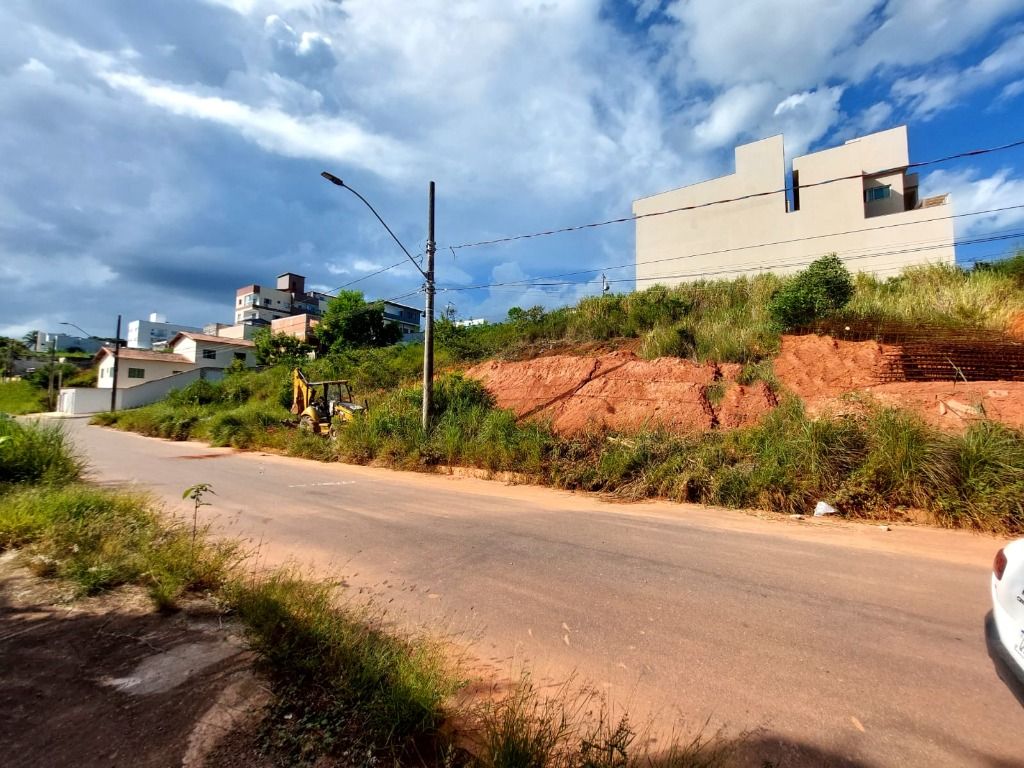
[{"x1": 65, "y1": 419, "x2": 1023, "y2": 767}]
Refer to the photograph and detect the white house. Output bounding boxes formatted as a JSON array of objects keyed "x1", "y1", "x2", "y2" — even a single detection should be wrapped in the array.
[
  {"x1": 168, "y1": 331, "x2": 258, "y2": 369},
  {"x1": 96, "y1": 348, "x2": 192, "y2": 389},
  {"x1": 95, "y1": 331, "x2": 257, "y2": 389}
]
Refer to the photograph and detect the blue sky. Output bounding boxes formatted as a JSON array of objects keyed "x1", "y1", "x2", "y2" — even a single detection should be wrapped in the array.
[{"x1": 3, "y1": 0, "x2": 1024, "y2": 338}]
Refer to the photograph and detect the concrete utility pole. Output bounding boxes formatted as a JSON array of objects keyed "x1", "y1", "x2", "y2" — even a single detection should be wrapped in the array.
[
  {"x1": 319, "y1": 170, "x2": 437, "y2": 431},
  {"x1": 47, "y1": 338, "x2": 56, "y2": 411},
  {"x1": 110, "y1": 314, "x2": 122, "y2": 413},
  {"x1": 422, "y1": 181, "x2": 436, "y2": 431}
]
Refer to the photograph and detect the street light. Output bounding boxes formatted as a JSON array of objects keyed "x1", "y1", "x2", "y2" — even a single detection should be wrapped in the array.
[
  {"x1": 58, "y1": 321, "x2": 93, "y2": 339},
  {"x1": 320, "y1": 172, "x2": 436, "y2": 430},
  {"x1": 61, "y1": 317, "x2": 122, "y2": 413}
]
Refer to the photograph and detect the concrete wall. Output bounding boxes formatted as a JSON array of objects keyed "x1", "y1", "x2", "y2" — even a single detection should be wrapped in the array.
[
  {"x1": 59, "y1": 368, "x2": 227, "y2": 415},
  {"x1": 633, "y1": 126, "x2": 955, "y2": 288}
]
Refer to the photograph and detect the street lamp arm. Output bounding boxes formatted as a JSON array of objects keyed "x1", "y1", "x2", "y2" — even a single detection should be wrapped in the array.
[
  {"x1": 320, "y1": 171, "x2": 426, "y2": 280},
  {"x1": 59, "y1": 321, "x2": 95, "y2": 338}
]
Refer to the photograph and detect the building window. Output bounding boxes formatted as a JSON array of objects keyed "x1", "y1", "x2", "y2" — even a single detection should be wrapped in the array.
[
  {"x1": 864, "y1": 185, "x2": 891, "y2": 203},
  {"x1": 203, "y1": 349, "x2": 217, "y2": 360},
  {"x1": 128, "y1": 368, "x2": 145, "y2": 379},
  {"x1": 233, "y1": 352, "x2": 247, "y2": 362}
]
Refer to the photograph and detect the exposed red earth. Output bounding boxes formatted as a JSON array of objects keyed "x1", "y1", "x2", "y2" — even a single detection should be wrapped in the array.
[{"x1": 466, "y1": 334, "x2": 1024, "y2": 434}]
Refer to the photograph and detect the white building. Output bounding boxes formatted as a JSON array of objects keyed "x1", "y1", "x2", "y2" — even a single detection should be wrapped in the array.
[
  {"x1": 633, "y1": 126, "x2": 955, "y2": 288},
  {"x1": 96, "y1": 332, "x2": 257, "y2": 389},
  {"x1": 126, "y1": 313, "x2": 203, "y2": 349}
]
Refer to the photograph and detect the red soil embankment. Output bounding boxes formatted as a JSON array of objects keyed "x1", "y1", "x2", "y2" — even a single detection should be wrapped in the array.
[
  {"x1": 772, "y1": 334, "x2": 894, "y2": 402},
  {"x1": 466, "y1": 351, "x2": 774, "y2": 434},
  {"x1": 775, "y1": 334, "x2": 1024, "y2": 430}
]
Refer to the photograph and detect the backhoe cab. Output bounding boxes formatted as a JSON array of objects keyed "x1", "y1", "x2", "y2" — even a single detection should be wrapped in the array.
[{"x1": 291, "y1": 368, "x2": 364, "y2": 437}]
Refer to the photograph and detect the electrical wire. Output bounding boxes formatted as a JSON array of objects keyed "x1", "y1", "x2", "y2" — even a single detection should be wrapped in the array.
[
  {"x1": 439, "y1": 203, "x2": 1024, "y2": 291},
  {"x1": 438, "y1": 229, "x2": 1024, "y2": 292},
  {"x1": 446, "y1": 137, "x2": 1024, "y2": 250}
]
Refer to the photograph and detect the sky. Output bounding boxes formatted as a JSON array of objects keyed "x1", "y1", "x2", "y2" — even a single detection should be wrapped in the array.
[{"x1": 3, "y1": 0, "x2": 1024, "y2": 339}]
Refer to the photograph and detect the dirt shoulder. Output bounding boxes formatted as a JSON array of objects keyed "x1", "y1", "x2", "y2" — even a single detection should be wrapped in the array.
[{"x1": 0, "y1": 552, "x2": 268, "y2": 768}]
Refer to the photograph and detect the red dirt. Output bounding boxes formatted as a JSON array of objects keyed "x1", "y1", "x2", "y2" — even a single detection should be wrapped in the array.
[
  {"x1": 861, "y1": 381, "x2": 1024, "y2": 431},
  {"x1": 1008, "y1": 312, "x2": 1024, "y2": 341},
  {"x1": 467, "y1": 351, "x2": 771, "y2": 434},
  {"x1": 717, "y1": 382, "x2": 778, "y2": 430},
  {"x1": 466, "y1": 334, "x2": 1024, "y2": 435},
  {"x1": 772, "y1": 335, "x2": 896, "y2": 401}
]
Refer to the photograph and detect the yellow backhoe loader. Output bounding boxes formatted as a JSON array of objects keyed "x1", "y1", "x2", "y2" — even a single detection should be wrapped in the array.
[{"x1": 290, "y1": 368, "x2": 364, "y2": 437}]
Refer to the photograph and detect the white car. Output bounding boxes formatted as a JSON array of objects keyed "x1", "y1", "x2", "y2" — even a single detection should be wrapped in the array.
[{"x1": 990, "y1": 539, "x2": 1024, "y2": 697}]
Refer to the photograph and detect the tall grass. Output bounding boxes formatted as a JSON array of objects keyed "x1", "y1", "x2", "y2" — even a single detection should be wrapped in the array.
[
  {"x1": 0, "y1": 418, "x2": 83, "y2": 486},
  {"x1": 845, "y1": 262, "x2": 1024, "y2": 330},
  {"x1": 0, "y1": 380, "x2": 47, "y2": 415}
]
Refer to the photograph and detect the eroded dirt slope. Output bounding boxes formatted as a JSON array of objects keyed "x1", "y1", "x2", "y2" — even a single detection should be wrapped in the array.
[
  {"x1": 467, "y1": 351, "x2": 774, "y2": 433},
  {"x1": 467, "y1": 334, "x2": 1024, "y2": 434}
]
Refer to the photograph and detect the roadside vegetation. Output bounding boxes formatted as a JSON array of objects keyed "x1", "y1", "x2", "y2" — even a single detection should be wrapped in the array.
[
  {"x1": 93, "y1": 254, "x2": 1024, "y2": 534},
  {"x1": 1, "y1": 418, "x2": 740, "y2": 767},
  {"x1": 0, "y1": 380, "x2": 48, "y2": 415}
]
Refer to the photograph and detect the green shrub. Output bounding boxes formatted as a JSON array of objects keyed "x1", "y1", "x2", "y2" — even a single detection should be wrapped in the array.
[
  {"x1": 166, "y1": 378, "x2": 224, "y2": 407},
  {"x1": 0, "y1": 418, "x2": 83, "y2": 486},
  {"x1": 767, "y1": 254, "x2": 854, "y2": 330}
]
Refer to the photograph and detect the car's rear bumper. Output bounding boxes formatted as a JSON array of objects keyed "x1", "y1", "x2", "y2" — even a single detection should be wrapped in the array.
[{"x1": 986, "y1": 609, "x2": 1024, "y2": 705}]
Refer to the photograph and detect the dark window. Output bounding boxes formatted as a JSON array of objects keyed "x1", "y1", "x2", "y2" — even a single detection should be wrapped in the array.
[
  {"x1": 864, "y1": 185, "x2": 891, "y2": 203},
  {"x1": 791, "y1": 170, "x2": 800, "y2": 212},
  {"x1": 233, "y1": 352, "x2": 247, "y2": 361},
  {"x1": 202, "y1": 349, "x2": 217, "y2": 360},
  {"x1": 127, "y1": 368, "x2": 145, "y2": 379}
]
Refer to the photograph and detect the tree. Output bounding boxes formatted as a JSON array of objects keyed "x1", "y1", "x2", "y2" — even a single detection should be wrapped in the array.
[
  {"x1": 252, "y1": 329, "x2": 314, "y2": 366},
  {"x1": 21, "y1": 330, "x2": 39, "y2": 349},
  {"x1": 767, "y1": 254, "x2": 854, "y2": 330},
  {"x1": 0, "y1": 337, "x2": 30, "y2": 379},
  {"x1": 314, "y1": 290, "x2": 402, "y2": 354}
]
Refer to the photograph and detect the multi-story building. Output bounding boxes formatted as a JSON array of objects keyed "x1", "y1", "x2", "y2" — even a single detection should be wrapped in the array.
[
  {"x1": 232, "y1": 272, "x2": 421, "y2": 341},
  {"x1": 381, "y1": 300, "x2": 423, "y2": 335},
  {"x1": 126, "y1": 313, "x2": 203, "y2": 349},
  {"x1": 633, "y1": 126, "x2": 955, "y2": 288},
  {"x1": 234, "y1": 273, "x2": 331, "y2": 326},
  {"x1": 34, "y1": 331, "x2": 104, "y2": 354}
]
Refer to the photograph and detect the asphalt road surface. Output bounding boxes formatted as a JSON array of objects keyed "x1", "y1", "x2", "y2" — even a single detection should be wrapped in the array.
[{"x1": 63, "y1": 418, "x2": 1023, "y2": 767}]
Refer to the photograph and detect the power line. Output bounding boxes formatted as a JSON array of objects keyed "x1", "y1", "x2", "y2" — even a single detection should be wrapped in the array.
[
  {"x1": 438, "y1": 229, "x2": 1024, "y2": 292},
  {"x1": 447, "y1": 137, "x2": 1024, "y2": 251},
  {"x1": 439, "y1": 203, "x2": 1024, "y2": 291}
]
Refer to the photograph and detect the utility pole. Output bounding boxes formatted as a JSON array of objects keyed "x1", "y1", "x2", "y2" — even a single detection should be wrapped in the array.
[
  {"x1": 47, "y1": 338, "x2": 56, "y2": 411},
  {"x1": 110, "y1": 314, "x2": 122, "y2": 413},
  {"x1": 421, "y1": 181, "x2": 436, "y2": 431}
]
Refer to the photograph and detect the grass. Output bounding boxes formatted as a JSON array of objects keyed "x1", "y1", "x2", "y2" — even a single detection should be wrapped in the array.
[
  {"x1": 96, "y1": 371, "x2": 1024, "y2": 533},
  {"x1": 0, "y1": 380, "x2": 47, "y2": 415},
  {"x1": 0, "y1": 419, "x2": 744, "y2": 767},
  {"x1": 0, "y1": 417, "x2": 84, "y2": 487}
]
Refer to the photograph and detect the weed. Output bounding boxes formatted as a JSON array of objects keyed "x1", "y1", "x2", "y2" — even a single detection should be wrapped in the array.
[
  {"x1": 0, "y1": 418, "x2": 83, "y2": 486},
  {"x1": 0, "y1": 380, "x2": 47, "y2": 415}
]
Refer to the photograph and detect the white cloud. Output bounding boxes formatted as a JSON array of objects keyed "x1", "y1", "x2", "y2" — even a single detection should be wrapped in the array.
[
  {"x1": 692, "y1": 82, "x2": 777, "y2": 149},
  {"x1": 891, "y1": 30, "x2": 1024, "y2": 117},
  {"x1": 772, "y1": 86, "x2": 845, "y2": 158},
  {"x1": 100, "y1": 71, "x2": 418, "y2": 180},
  {"x1": 925, "y1": 167, "x2": 1024, "y2": 237}
]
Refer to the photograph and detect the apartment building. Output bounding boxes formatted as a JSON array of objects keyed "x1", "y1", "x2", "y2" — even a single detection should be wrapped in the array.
[
  {"x1": 633, "y1": 126, "x2": 955, "y2": 288},
  {"x1": 126, "y1": 313, "x2": 203, "y2": 349},
  {"x1": 234, "y1": 272, "x2": 330, "y2": 325}
]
